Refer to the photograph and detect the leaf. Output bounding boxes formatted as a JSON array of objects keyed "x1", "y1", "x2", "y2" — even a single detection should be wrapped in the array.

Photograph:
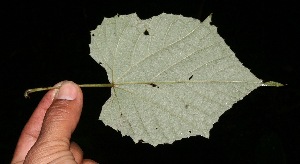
[{"x1": 89, "y1": 13, "x2": 264, "y2": 146}]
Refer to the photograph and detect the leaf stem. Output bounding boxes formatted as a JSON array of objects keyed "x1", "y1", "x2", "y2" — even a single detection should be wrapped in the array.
[
  {"x1": 24, "y1": 83, "x2": 113, "y2": 98},
  {"x1": 24, "y1": 81, "x2": 284, "y2": 98}
]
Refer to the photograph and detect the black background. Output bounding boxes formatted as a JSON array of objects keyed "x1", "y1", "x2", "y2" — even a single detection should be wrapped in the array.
[{"x1": 1, "y1": 0, "x2": 299, "y2": 163}]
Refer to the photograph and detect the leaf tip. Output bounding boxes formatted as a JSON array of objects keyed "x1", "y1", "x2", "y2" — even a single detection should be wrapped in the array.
[
  {"x1": 203, "y1": 13, "x2": 213, "y2": 24},
  {"x1": 262, "y1": 81, "x2": 285, "y2": 87}
]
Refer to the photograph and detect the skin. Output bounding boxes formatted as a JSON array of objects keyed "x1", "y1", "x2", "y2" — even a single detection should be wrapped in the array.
[{"x1": 11, "y1": 81, "x2": 98, "y2": 164}]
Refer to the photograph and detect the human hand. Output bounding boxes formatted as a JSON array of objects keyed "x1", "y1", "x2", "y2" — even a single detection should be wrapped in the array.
[{"x1": 11, "y1": 81, "x2": 97, "y2": 164}]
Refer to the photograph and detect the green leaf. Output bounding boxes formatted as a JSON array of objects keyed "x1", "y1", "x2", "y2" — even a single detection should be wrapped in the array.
[{"x1": 89, "y1": 13, "x2": 278, "y2": 146}]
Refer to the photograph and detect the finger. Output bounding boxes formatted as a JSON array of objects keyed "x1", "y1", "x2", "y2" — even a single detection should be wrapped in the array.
[
  {"x1": 37, "y1": 81, "x2": 83, "y2": 142},
  {"x1": 70, "y1": 142, "x2": 83, "y2": 164},
  {"x1": 23, "y1": 81, "x2": 83, "y2": 163},
  {"x1": 70, "y1": 142, "x2": 99, "y2": 164},
  {"x1": 83, "y1": 159, "x2": 99, "y2": 164},
  {"x1": 11, "y1": 81, "x2": 63, "y2": 163}
]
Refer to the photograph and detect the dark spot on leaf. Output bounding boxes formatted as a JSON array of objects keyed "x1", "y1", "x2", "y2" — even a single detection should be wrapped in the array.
[
  {"x1": 92, "y1": 34, "x2": 95, "y2": 36},
  {"x1": 189, "y1": 130, "x2": 191, "y2": 133},
  {"x1": 189, "y1": 75, "x2": 193, "y2": 80},
  {"x1": 149, "y1": 83, "x2": 159, "y2": 88},
  {"x1": 144, "y1": 30, "x2": 149, "y2": 35},
  {"x1": 98, "y1": 61, "x2": 102, "y2": 64},
  {"x1": 185, "y1": 104, "x2": 189, "y2": 109}
]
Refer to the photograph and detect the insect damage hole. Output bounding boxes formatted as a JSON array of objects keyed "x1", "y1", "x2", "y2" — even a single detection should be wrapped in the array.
[
  {"x1": 143, "y1": 30, "x2": 149, "y2": 35},
  {"x1": 149, "y1": 83, "x2": 159, "y2": 88}
]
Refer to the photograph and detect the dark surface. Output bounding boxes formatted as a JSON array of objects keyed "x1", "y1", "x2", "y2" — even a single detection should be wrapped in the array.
[{"x1": 1, "y1": 0, "x2": 299, "y2": 163}]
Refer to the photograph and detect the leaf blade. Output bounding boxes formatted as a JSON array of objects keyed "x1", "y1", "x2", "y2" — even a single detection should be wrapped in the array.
[{"x1": 90, "y1": 13, "x2": 263, "y2": 146}]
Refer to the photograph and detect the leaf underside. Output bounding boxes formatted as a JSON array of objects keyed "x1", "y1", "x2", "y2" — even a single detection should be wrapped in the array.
[{"x1": 89, "y1": 13, "x2": 262, "y2": 146}]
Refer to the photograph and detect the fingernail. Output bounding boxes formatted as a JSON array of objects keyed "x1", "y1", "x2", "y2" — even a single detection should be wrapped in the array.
[{"x1": 55, "y1": 81, "x2": 77, "y2": 100}]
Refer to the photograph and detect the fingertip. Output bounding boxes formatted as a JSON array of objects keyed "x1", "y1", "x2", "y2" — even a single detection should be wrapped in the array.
[
  {"x1": 83, "y1": 159, "x2": 99, "y2": 164},
  {"x1": 70, "y1": 142, "x2": 83, "y2": 164},
  {"x1": 70, "y1": 142, "x2": 99, "y2": 164},
  {"x1": 54, "y1": 81, "x2": 81, "y2": 101}
]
